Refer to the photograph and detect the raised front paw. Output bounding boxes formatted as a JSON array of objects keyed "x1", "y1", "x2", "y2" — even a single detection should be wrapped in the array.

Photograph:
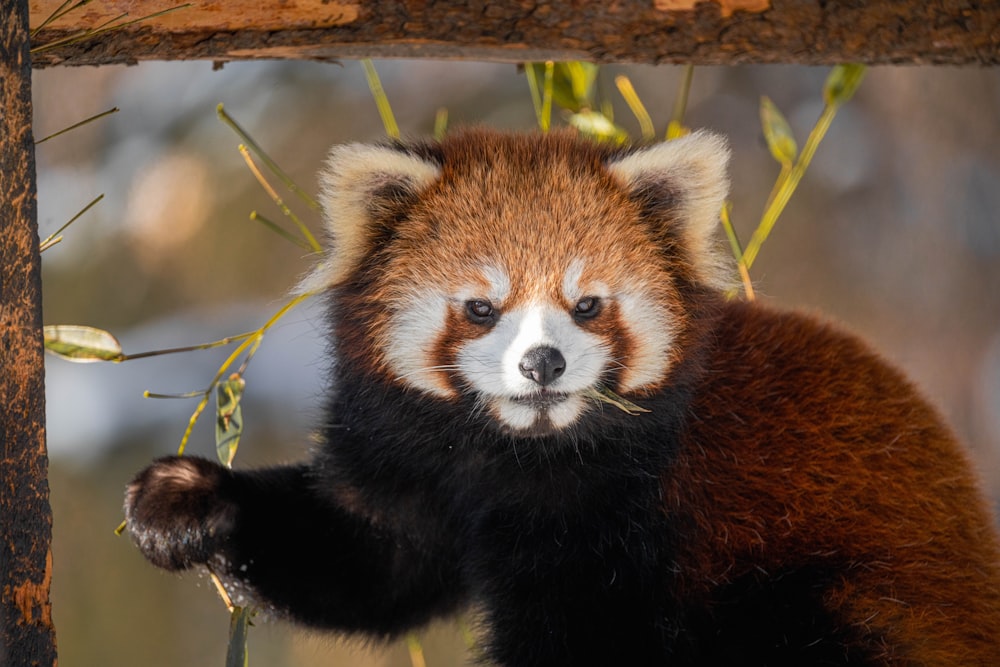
[{"x1": 124, "y1": 456, "x2": 238, "y2": 571}]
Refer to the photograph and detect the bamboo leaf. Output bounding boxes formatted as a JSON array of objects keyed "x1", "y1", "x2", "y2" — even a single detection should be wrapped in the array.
[
  {"x1": 217, "y1": 104, "x2": 320, "y2": 211},
  {"x1": 743, "y1": 64, "x2": 866, "y2": 270},
  {"x1": 524, "y1": 62, "x2": 556, "y2": 131},
  {"x1": 823, "y1": 64, "x2": 867, "y2": 107},
  {"x1": 568, "y1": 110, "x2": 629, "y2": 145},
  {"x1": 215, "y1": 374, "x2": 246, "y2": 468},
  {"x1": 665, "y1": 120, "x2": 688, "y2": 141},
  {"x1": 526, "y1": 63, "x2": 573, "y2": 114},
  {"x1": 248, "y1": 211, "x2": 314, "y2": 250},
  {"x1": 583, "y1": 386, "x2": 650, "y2": 415},
  {"x1": 225, "y1": 606, "x2": 252, "y2": 667},
  {"x1": 433, "y1": 107, "x2": 449, "y2": 141},
  {"x1": 39, "y1": 193, "x2": 104, "y2": 253},
  {"x1": 615, "y1": 75, "x2": 655, "y2": 142},
  {"x1": 361, "y1": 59, "x2": 400, "y2": 140},
  {"x1": 178, "y1": 394, "x2": 210, "y2": 456},
  {"x1": 44, "y1": 325, "x2": 124, "y2": 362},
  {"x1": 176, "y1": 293, "x2": 310, "y2": 454},
  {"x1": 525, "y1": 64, "x2": 544, "y2": 125},
  {"x1": 558, "y1": 61, "x2": 598, "y2": 111},
  {"x1": 36, "y1": 107, "x2": 119, "y2": 145},
  {"x1": 31, "y1": 0, "x2": 91, "y2": 37},
  {"x1": 719, "y1": 203, "x2": 755, "y2": 301},
  {"x1": 759, "y1": 96, "x2": 798, "y2": 167},
  {"x1": 116, "y1": 331, "x2": 257, "y2": 362},
  {"x1": 238, "y1": 146, "x2": 321, "y2": 252},
  {"x1": 666, "y1": 65, "x2": 695, "y2": 140},
  {"x1": 31, "y1": 4, "x2": 192, "y2": 53},
  {"x1": 144, "y1": 390, "x2": 208, "y2": 400},
  {"x1": 540, "y1": 61, "x2": 554, "y2": 132}
]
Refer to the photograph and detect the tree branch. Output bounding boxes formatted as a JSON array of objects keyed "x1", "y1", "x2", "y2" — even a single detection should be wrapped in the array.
[
  {"x1": 1, "y1": 0, "x2": 57, "y2": 665},
  {"x1": 28, "y1": 0, "x2": 1000, "y2": 68}
]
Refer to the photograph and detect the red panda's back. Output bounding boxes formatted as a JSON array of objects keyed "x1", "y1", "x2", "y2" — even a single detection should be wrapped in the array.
[{"x1": 666, "y1": 299, "x2": 1000, "y2": 664}]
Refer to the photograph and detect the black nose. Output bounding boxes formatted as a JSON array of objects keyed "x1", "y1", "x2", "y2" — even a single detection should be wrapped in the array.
[{"x1": 519, "y1": 346, "x2": 567, "y2": 386}]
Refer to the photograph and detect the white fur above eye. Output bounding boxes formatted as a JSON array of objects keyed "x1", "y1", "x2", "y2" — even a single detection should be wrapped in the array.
[
  {"x1": 561, "y1": 259, "x2": 609, "y2": 304},
  {"x1": 295, "y1": 145, "x2": 441, "y2": 294}
]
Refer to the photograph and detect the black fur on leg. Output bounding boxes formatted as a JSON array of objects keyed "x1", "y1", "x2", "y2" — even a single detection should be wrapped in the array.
[{"x1": 124, "y1": 455, "x2": 467, "y2": 637}]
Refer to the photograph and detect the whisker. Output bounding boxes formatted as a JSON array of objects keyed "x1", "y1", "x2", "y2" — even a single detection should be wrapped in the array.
[{"x1": 393, "y1": 364, "x2": 462, "y2": 382}]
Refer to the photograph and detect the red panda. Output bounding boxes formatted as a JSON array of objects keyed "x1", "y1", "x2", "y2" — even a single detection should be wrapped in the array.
[{"x1": 124, "y1": 128, "x2": 1000, "y2": 665}]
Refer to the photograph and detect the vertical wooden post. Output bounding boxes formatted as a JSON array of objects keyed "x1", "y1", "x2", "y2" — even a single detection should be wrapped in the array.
[{"x1": 0, "y1": 0, "x2": 58, "y2": 664}]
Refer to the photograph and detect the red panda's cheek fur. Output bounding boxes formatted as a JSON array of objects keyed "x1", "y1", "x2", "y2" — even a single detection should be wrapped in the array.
[
  {"x1": 331, "y1": 285, "x2": 394, "y2": 388},
  {"x1": 334, "y1": 265, "x2": 457, "y2": 398},
  {"x1": 573, "y1": 300, "x2": 631, "y2": 388},
  {"x1": 606, "y1": 279, "x2": 689, "y2": 395},
  {"x1": 381, "y1": 290, "x2": 456, "y2": 398},
  {"x1": 429, "y1": 307, "x2": 493, "y2": 396},
  {"x1": 370, "y1": 265, "x2": 506, "y2": 399}
]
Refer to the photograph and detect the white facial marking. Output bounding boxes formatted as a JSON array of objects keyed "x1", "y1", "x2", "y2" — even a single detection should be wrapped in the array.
[
  {"x1": 384, "y1": 261, "x2": 676, "y2": 429},
  {"x1": 500, "y1": 306, "x2": 549, "y2": 394},
  {"x1": 456, "y1": 264, "x2": 511, "y2": 304},
  {"x1": 561, "y1": 259, "x2": 610, "y2": 303},
  {"x1": 562, "y1": 259, "x2": 586, "y2": 302},
  {"x1": 385, "y1": 289, "x2": 453, "y2": 397},
  {"x1": 617, "y1": 289, "x2": 674, "y2": 391},
  {"x1": 495, "y1": 399, "x2": 540, "y2": 432},
  {"x1": 546, "y1": 394, "x2": 586, "y2": 429},
  {"x1": 482, "y1": 264, "x2": 511, "y2": 304},
  {"x1": 493, "y1": 393, "x2": 585, "y2": 432},
  {"x1": 458, "y1": 300, "x2": 609, "y2": 432},
  {"x1": 460, "y1": 304, "x2": 605, "y2": 397}
]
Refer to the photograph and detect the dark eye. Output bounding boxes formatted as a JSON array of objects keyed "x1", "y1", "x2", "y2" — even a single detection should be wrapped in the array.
[
  {"x1": 574, "y1": 296, "x2": 601, "y2": 320},
  {"x1": 466, "y1": 299, "x2": 496, "y2": 325}
]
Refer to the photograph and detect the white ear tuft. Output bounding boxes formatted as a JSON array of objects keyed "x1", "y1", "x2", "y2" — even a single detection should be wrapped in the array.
[
  {"x1": 294, "y1": 143, "x2": 441, "y2": 294},
  {"x1": 607, "y1": 131, "x2": 733, "y2": 289}
]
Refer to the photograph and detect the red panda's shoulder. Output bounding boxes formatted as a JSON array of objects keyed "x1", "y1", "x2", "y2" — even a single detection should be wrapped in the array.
[
  {"x1": 669, "y1": 299, "x2": 1000, "y2": 656},
  {"x1": 687, "y1": 299, "x2": 962, "y2": 461}
]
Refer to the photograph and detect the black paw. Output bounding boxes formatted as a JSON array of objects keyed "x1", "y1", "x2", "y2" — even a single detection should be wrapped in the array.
[{"x1": 124, "y1": 456, "x2": 238, "y2": 571}]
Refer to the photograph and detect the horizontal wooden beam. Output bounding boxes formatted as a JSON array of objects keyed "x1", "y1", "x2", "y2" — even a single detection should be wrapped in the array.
[{"x1": 27, "y1": 0, "x2": 1000, "y2": 67}]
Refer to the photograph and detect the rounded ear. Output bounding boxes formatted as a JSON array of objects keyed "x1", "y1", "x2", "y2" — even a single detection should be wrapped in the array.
[
  {"x1": 606, "y1": 131, "x2": 733, "y2": 289},
  {"x1": 294, "y1": 143, "x2": 441, "y2": 294}
]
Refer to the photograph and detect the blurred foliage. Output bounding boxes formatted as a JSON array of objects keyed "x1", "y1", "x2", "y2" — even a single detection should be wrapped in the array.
[{"x1": 36, "y1": 59, "x2": 1000, "y2": 667}]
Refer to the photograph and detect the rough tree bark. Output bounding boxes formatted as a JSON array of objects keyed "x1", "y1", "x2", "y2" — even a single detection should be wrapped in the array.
[
  {"x1": 28, "y1": 0, "x2": 1000, "y2": 68},
  {"x1": 0, "y1": 0, "x2": 57, "y2": 665}
]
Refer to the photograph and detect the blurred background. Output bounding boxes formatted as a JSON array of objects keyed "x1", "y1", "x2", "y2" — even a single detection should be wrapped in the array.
[{"x1": 33, "y1": 60, "x2": 1000, "y2": 666}]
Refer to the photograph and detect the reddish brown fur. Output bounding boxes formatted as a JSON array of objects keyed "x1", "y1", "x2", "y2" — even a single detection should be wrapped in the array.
[
  {"x1": 339, "y1": 129, "x2": 690, "y2": 395},
  {"x1": 665, "y1": 299, "x2": 1000, "y2": 664}
]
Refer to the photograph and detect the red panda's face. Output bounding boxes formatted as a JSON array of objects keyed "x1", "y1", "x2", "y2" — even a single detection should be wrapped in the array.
[
  {"x1": 449, "y1": 260, "x2": 635, "y2": 433},
  {"x1": 303, "y1": 130, "x2": 731, "y2": 436},
  {"x1": 384, "y1": 255, "x2": 677, "y2": 434}
]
